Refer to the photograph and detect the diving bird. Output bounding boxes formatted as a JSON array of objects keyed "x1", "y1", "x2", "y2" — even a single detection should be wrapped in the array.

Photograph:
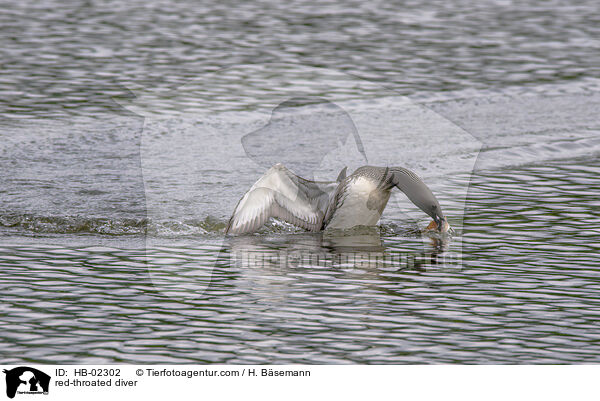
[{"x1": 225, "y1": 163, "x2": 449, "y2": 234}]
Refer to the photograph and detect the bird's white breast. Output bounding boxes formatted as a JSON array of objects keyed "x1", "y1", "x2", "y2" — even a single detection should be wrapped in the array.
[{"x1": 325, "y1": 177, "x2": 390, "y2": 230}]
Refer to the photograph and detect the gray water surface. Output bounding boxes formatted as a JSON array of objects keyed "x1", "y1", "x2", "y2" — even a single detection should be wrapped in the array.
[
  {"x1": 2, "y1": 158, "x2": 599, "y2": 364},
  {"x1": 1, "y1": 0, "x2": 600, "y2": 364}
]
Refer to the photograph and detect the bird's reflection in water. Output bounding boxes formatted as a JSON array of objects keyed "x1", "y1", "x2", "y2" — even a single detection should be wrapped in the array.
[
  {"x1": 321, "y1": 226, "x2": 385, "y2": 253},
  {"x1": 226, "y1": 226, "x2": 452, "y2": 273},
  {"x1": 145, "y1": 227, "x2": 454, "y2": 301}
]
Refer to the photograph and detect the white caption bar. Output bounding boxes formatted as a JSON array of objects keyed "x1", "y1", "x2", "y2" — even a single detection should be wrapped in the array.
[{"x1": 1, "y1": 365, "x2": 598, "y2": 400}]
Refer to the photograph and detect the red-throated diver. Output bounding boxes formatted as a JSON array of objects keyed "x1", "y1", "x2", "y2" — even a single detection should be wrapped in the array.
[{"x1": 225, "y1": 163, "x2": 449, "y2": 234}]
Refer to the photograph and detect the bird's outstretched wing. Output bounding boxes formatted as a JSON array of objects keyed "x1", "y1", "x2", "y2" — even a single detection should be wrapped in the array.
[{"x1": 226, "y1": 164, "x2": 335, "y2": 234}]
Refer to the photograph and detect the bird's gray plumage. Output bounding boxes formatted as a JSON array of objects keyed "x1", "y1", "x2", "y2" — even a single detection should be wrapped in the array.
[{"x1": 225, "y1": 164, "x2": 447, "y2": 234}]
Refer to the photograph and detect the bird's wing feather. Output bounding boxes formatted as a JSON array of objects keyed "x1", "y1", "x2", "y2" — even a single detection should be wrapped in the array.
[{"x1": 226, "y1": 164, "x2": 332, "y2": 234}]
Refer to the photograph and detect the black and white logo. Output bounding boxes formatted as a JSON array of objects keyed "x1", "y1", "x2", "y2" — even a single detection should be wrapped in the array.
[{"x1": 3, "y1": 367, "x2": 50, "y2": 399}]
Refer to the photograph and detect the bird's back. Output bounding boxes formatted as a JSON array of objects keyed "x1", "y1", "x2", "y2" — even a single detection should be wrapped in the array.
[{"x1": 323, "y1": 167, "x2": 392, "y2": 230}]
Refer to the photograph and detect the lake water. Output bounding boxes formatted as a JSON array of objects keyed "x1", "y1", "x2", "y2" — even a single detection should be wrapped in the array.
[{"x1": 1, "y1": 0, "x2": 600, "y2": 364}]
